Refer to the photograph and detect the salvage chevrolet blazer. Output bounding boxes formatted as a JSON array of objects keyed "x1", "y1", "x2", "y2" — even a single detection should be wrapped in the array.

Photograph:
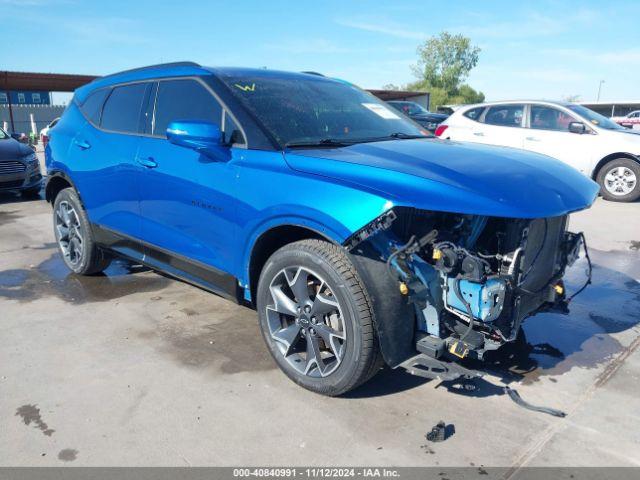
[{"x1": 45, "y1": 63, "x2": 599, "y2": 395}]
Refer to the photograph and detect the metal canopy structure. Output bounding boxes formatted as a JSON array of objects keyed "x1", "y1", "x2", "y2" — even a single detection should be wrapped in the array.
[
  {"x1": 1, "y1": 70, "x2": 99, "y2": 131},
  {"x1": 1, "y1": 71, "x2": 98, "y2": 93}
]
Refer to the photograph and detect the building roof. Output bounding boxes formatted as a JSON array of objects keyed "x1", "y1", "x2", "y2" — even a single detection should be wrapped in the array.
[
  {"x1": 367, "y1": 90, "x2": 428, "y2": 101},
  {"x1": 1, "y1": 71, "x2": 98, "y2": 92}
]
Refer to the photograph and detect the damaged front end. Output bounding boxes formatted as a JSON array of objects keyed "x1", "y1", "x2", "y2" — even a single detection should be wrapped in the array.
[{"x1": 346, "y1": 207, "x2": 590, "y2": 380}]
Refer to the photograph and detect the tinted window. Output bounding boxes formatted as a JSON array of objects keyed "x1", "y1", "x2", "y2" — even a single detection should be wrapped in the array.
[
  {"x1": 80, "y1": 89, "x2": 109, "y2": 125},
  {"x1": 101, "y1": 83, "x2": 147, "y2": 133},
  {"x1": 463, "y1": 106, "x2": 484, "y2": 121},
  {"x1": 530, "y1": 106, "x2": 575, "y2": 131},
  {"x1": 484, "y1": 105, "x2": 524, "y2": 127},
  {"x1": 153, "y1": 79, "x2": 222, "y2": 136}
]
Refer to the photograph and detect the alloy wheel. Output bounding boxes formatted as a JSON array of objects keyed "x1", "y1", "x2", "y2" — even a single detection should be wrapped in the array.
[
  {"x1": 55, "y1": 200, "x2": 84, "y2": 268},
  {"x1": 266, "y1": 266, "x2": 346, "y2": 378},
  {"x1": 604, "y1": 166, "x2": 637, "y2": 196}
]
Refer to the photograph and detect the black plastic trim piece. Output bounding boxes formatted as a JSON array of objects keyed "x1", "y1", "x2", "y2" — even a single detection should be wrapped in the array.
[{"x1": 92, "y1": 224, "x2": 241, "y2": 302}]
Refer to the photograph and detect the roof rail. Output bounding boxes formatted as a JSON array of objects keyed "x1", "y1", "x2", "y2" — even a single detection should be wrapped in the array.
[
  {"x1": 101, "y1": 61, "x2": 202, "y2": 79},
  {"x1": 301, "y1": 71, "x2": 325, "y2": 77}
]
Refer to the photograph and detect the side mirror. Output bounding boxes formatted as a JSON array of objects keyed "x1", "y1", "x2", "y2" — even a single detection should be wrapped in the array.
[
  {"x1": 166, "y1": 120, "x2": 229, "y2": 161},
  {"x1": 568, "y1": 122, "x2": 587, "y2": 134}
]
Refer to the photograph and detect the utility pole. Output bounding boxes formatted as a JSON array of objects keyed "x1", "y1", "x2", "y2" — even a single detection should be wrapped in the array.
[{"x1": 597, "y1": 80, "x2": 605, "y2": 102}]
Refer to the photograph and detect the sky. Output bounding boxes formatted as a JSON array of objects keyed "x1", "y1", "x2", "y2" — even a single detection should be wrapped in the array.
[{"x1": 2, "y1": 0, "x2": 639, "y2": 104}]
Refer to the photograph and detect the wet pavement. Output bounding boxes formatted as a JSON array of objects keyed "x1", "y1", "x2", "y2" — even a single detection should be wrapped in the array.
[{"x1": 0, "y1": 189, "x2": 639, "y2": 467}]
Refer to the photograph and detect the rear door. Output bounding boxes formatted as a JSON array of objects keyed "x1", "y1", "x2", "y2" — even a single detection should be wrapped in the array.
[
  {"x1": 136, "y1": 77, "x2": 243, "y2": 286},
  {"x1": 476, "y1": 104, "x2": 527, "y2": 149},
  {"x1": 70, "y1": 82, "x2": 150, "y2": 242},
  {"x1": 523, "y1": 104, "x2": 596, "y2": 174}
]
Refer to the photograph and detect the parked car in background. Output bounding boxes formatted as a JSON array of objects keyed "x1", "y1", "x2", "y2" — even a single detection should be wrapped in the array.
[
  {"x1": 611, "y1": 110, "x2": 640, "y2": 130},
  {"x1": 40, "y1": 117, "x2": 60, "y2": 146},
  {"x1": 437, "y1": 101, "x2": 640, "y2": 202},
  {"x1": 46, "y1": 64, "x2": 597, "y2": 395},
  {"x1": 0, "y1": 126, "x2": 42, "y2": 196},
  {"x1": 387, "y1": 100, "x2": 448, "y2": 133}
]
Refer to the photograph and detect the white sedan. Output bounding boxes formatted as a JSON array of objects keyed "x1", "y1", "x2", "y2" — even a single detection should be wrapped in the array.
[{"x1": 436, "y1": 101, "x2": 640, "y2": 202}]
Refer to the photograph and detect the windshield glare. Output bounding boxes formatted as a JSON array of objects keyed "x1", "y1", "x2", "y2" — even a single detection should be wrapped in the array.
[
  {"x1": 222, "y1": 75, "x2": 427, "y2": 146},
  {"x1": 567, "y1": 104, "x2": 623, "y2": 130},
  {"x1": 0, "y1": 128, "x2": 8, "y2": 140}
]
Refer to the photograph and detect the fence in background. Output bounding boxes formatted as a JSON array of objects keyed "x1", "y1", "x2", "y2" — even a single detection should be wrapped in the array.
[{"x1": 0, "y1": 104, "x2": 67, "y2": 135}]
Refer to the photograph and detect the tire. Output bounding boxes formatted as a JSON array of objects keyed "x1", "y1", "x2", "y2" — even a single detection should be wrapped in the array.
[
  {"x1": 597, "y1": 158, "x2": 640, "y2": 202},
  {"x1": 53, "y1": 187, "x2": 111, "y2": 275},
  {"x1": 257, "y1": 239, "x2": 382, "y2": 396}
]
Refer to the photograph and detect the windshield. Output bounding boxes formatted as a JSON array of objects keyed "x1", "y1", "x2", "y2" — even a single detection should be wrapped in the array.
[
  {"x1": 566, "y1": 104, "x2": 624, "y2": 130},
  {"x1": 389, "y1": 101, "x2": 429, "y2": 116},
  {"x1": 221, "y1": 75, "x2": 427, "y2": 147},
  {"x1": 0, "y1": 127, "x2": 8, "y2": 140}
]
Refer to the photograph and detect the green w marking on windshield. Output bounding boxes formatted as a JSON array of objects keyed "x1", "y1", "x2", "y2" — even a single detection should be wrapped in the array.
[{"x1": 234, "y1": 83, "x2": 256, "y2": 92}]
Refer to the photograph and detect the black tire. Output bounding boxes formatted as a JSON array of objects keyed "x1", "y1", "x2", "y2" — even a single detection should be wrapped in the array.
[
  {"x1": 53, "y1": 187, "x2": 111, "y2": 275},
  {"x1": 257, "y1": 239, "x2": 382, "y2": 396},
  {"x1": 596, "y1": 158, "x2": 640, "y2": 202}
]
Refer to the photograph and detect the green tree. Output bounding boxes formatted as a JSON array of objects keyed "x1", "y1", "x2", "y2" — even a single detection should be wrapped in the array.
[{"x1": 408, "y1": 32, "x2": 484, "y2": 110}]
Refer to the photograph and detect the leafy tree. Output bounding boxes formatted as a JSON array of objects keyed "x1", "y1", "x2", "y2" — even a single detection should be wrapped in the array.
[
  {"x1": 407, "y1": 32, "x2": 484, "y2": 110},
  {"x1": 562, "y1": 94, "x2": 581, "y2": 103}
]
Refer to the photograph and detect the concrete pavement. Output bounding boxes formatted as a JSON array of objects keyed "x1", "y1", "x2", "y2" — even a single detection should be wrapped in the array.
[{"x1": 0, "y1": 191, "x2": 639, "y2": 467}]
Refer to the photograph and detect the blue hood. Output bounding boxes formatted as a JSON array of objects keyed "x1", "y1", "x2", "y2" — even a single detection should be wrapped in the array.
[{"x1": 285, "y1": 139, "x2": 599, "y2": 219}]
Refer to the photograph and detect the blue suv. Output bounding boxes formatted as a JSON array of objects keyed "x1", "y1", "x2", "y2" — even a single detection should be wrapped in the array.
[{"x1": 46, "y1": 62, "x2": 599, "y2": 395}]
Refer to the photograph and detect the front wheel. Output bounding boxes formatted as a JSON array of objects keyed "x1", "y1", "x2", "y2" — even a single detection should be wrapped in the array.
[
  {"x1": 53, "y1": 187, "x2": 111, "y2": 275},
  {"x1": 597, "y1": 158, "x2": 640, "y2": 202},
  {"x1": 256, "y1": 239, "x2": 382, "y2": 396}
]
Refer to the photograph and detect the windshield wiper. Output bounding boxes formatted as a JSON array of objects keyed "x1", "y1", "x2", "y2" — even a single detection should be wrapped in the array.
[{"x1": 285, "y1": 138, "x2": 351, "y2": 149}]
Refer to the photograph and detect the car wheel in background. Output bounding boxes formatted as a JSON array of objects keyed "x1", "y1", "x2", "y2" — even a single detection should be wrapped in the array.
[
  {"x1": 53, "y1": 187, "x2": 111, "y2": 275},
  {"x1": 597, "y1": 158, "x2": 640, "y2": 202},
  {"x1": 256, "y1": 239, "x2": 382, "y2": 396}
]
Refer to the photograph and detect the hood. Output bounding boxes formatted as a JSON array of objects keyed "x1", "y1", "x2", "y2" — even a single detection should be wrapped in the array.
[
  {"x1": 608, "y1": 128, "x2": 640, "y2": 140},
  {"x1": 285, "y1": 139, "x2": 599, "y2": 219},
  {"x1": 0, "y1": 138, "x2": 32, "y2": 160},
  {"x1": 412, "y1": 113, "x2": 448, "y2": 122}
]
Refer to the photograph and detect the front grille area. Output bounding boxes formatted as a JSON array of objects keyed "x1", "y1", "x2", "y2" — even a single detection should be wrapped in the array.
[
  {"x1": 0, "y1": 180, "x2": 24, "y2": 189},
  {"x1": 0, "y1": 161, "x2": 26, "y2": 175}
]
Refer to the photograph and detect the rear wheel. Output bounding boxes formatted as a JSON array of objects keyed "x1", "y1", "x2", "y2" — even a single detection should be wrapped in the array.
[
  {"x1": 597, "y1": 158, "x2": 640, "y2": 202},
  {"x1": 53, "y1": 187, "x2": 111, "y2": 275},
  {"x1": 257, "y1": 239, "x2": 382, "y2": 396}
]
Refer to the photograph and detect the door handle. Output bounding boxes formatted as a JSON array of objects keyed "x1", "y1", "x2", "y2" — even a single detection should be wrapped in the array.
[
  {"x1": 473, "y1": 132, "x2": 484, "y2": 136},
  {"x1": 74, "y1": 139, "x2": 91, "y2": 150},
  {"x1": 136, "y1": 157, "x2": 158, "y2": 168},
  {"x1": 525, "y1": 136, "x2": 540, "y2": 142}
]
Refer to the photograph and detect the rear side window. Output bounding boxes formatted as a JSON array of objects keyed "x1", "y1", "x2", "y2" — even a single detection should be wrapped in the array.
[
  {"x1": 101, "y1": 83, "x2": 147, "y2": 133},
  {"x1": 153, "y1": 79, "x2": 222, "y2": 136},
  {"x1": 463, "y1": 106, "x2": 485, "y2": 121},
  {"x1": 80, "y1": 89, "x2": 109, "y2": 125},
  {"x1": 484, "y1": 104, "x2": 524, "y2": 127}
]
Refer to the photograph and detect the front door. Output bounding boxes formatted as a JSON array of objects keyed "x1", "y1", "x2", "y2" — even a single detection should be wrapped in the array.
[
  {"x1": 523, "y1": 104, "x2": 596, "y2": 174},
  {"x1": 136, "y1": 78, "x2": 241, "y2": 292}
]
